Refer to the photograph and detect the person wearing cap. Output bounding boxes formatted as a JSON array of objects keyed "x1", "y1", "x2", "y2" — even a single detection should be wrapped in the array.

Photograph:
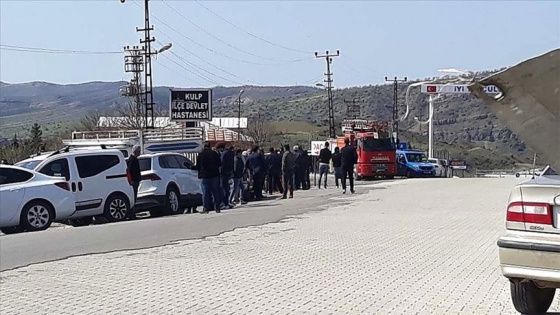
[{"x1": 126, "y1": 145, "x2": 142, "y2": 219}]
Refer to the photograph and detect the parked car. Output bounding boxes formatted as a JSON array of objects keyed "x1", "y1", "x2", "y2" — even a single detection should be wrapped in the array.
[
  {"x1": 16, "y1": 147, "x2": 134, "y2": 227},
  {"x1": 396, "y1": 149, "x2": 435, "y2": 178},
  {"x1": 427, "y1": 158, "x2": 447, "y2": 177},
  {"x1": 0, "y1": 165, "x2": 76, "y2": 234},
  {"x1": 135, "y1": 152, "x2": 202, "y2": 216},
  {"x1": 497, "y1": 166, "x2": 560, "y2": 314}
]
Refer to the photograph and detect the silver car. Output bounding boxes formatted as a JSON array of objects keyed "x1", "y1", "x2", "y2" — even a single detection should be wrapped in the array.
[{"x1": 497, "y1": 166, "x2": 560, "y2": 314}]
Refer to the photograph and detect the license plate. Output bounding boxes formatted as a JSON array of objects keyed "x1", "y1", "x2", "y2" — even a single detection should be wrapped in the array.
[{"x1": 423, "y1": 171, "x2": 431, "y2": 174}]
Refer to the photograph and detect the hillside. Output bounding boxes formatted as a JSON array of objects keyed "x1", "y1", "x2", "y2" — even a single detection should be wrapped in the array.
[{"x1": 0, "y1": 76, "x2": 535, "y2": 169}]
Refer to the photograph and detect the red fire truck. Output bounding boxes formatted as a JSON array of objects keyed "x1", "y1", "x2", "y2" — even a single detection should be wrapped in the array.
[{"x1": 336, "y1": 119, "x2": 398, "y2": 179}]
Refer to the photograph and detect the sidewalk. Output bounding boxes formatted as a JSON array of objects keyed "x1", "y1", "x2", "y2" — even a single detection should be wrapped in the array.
[{"x1": 1, "y1": 177, "x2": 558, "y2": 314}]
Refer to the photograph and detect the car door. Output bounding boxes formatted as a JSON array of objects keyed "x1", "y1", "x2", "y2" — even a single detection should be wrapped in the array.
[
  {"x1": 174, "y1": 155, "x2": 201, "y2": 194},
  {"x1": 396, "y1": 154, "x2": 407, "y2": 176},
  {"x1": 74, "y1": 154, "x2": 120, "y2": 214},
  {"x1": 0, "y1": 168, "x2": 33, "y2": 224},
  {"x1": 162, "y1": 155, "x2": 189, "y2": 195}
]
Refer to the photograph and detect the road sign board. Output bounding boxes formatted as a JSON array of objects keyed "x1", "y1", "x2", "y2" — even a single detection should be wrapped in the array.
[
  {"x1": 449, "y1": 160, "x2": 468, "y2": 170},
  {"x1": 420, "y1": 84, "x2": 500, "y2": 94},
  {"x1": 170, "y1": 88, "x2": 212, "y2": 121},
  {"x1": 310, "y1": 141, "x2": 325, "y2": 156}
]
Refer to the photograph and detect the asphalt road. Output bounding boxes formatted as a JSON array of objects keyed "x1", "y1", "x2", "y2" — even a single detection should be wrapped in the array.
[{"x1": 0, "y1": 179, "x2": 364, "y2": 271}]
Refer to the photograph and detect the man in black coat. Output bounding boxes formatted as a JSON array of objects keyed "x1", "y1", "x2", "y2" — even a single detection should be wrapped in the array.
[
  {"x1": 318, "y1": 141, "x2": 332, "y2": 189},
  {"x1": 331, "y1": 147, "x2": 342, "y2": 188},
  {"x1": 265, "y1": 147, "x2": 283, "y2": 195},
  {"x1": 219, "y1": 143, "x2": 235, "y2": 207},
  {"x1": 196, "y1": 142, "x2": 225, "y2": 213},
  {"x1": 340, "y1": 138, "x2": 358, "y2": 194},
  {"x1": 246, "y1": 145, "x2": 266, "y2": 201},
  {"x1": 126, "y1": 145, "x2": 142, "y2": 220}
]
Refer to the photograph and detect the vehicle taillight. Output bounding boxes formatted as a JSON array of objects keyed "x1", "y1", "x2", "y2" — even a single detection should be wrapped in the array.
[
  {"x1": 506, "y1": 201, "x2": 553, "y2": 225},
  {"x1": 141, "y1": 173, "x2": 161, "y2": 181},
  {"x1": 55, "y1": 182, "x2": 70, "y2": 191}
]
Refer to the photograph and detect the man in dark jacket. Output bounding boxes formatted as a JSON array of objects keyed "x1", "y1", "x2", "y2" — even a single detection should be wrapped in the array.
[
  {"x1": 126, "y1": 145, "x2": 142, "y2": 220},
  {"x1": 302, "y1": 150, "x2": 311, "y2": 190},
  {"x1": 196, "y1": 142, "x2": 225, "y2": 213},
  {"x1": 318, "y1": 141, "x2": 332, "y2": 189},
  {"x1": 246, "y1": 145, "x2": 266, "y2": 201},
  {"x1": 281, "y1": 144, "x2": 297, "y2": 199},
  {"x1": 293, "y1": 145, "x2": 305, "y2": 190},
  {"x1": 265, "y1": 147, "x2": 283, "y2": 195},
  {"x1": 219, "y1": 144, "x2": 235, "y2": 207},
  {"x1": 340, "y1": 138, "x2": 358, "y2": 194},
  {"x1": 331, "y1": 146, "x2": 342, "y2": 188},
  {"x1": 230, "y1": 149, "x2": 247, "y2": 205}
]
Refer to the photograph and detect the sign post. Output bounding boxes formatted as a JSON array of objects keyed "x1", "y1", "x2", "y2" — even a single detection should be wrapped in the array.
[
  {"x1": 420, "y1": 84, "x2": 500, "y2": 158},
  {"x1": 169, "y1": 88, "x2": 213, "y2": 122}
]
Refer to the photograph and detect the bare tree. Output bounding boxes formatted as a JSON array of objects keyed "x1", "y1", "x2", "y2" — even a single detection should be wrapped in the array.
[
  {"x1": 245, "y1": 114, "x2": 278, "y2": 146},
  {"x1": 78, "y1": 99, "x2": 171, "y2": 130}
]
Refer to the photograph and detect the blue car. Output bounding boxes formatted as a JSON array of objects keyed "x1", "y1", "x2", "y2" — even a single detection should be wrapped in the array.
[{"x1": 396, "y1": 149, "x2": 436, "y2": 178}]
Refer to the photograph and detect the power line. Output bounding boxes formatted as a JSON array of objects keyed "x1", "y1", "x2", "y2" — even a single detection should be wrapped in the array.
[
  {"x1": 0, "y1": 44, "x2": 121, "y2": 55},
  {"x1": 161, "y1": 0, "x2": 304, "y2": 63},
  {"x1": 155, "y1": 29, "x2": 265, "y2": 85},
  {"x1": 138, "y1": 1, "x2": 310, "y2": 67},
  {"x1": 154, "y1": 58, "x2": 202, "y2": 85},
  {"x1": 193, "y1": 0, "x2": 311, "y2": 54},
  {"x1": 169, "y1": 51, "x2": 245, "y2": 86},
  {"x1": 156, "y1": 55, "x2": 216, "y2": 86}
]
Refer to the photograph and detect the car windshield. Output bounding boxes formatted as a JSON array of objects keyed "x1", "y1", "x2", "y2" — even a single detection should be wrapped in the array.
[
  {"x1": 406, "y1": 153, "x2": 428, "y2": 163},
  {"x1": 15, "y1": 160, "x2": 42, "y2": 170},
  {"x1": 138, "y1": 158, "x2": 152, "y2": 172},
  {"x1": 362, "y1": 138, "x2": 395, "y2": 151}
]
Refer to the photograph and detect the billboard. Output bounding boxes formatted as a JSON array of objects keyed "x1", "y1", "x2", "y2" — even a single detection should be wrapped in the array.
[{"x1": 170, "y1": 89, "x2": 212, "y2": 121}]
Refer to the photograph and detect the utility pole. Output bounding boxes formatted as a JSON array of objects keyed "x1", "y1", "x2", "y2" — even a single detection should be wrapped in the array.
[
  {"x1": 384, "y1": 76, "x2": 407, "y2": 142},
  {"x1": 237, "y1": 89, "x2": 244, "y2": 142},
  {"x1": 315, "y1": 50, "x2": 339, "y2": 139},
  {"x1": 123, "y1": 46, "x2": 144, "y2": 117},
  {"x1": 120, "y1": 0, "x2": 157, "y2": 129},
  {"x1": 343, "y1": 98, "x2": 367, "y2": 120}
]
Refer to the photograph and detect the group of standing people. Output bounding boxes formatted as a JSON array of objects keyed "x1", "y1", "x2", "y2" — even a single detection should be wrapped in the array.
[
  {"x1": 195, "y1": 139, "x2": 359, "y2": 213},
  {"x1": 318, "y1": 138, "x2": 358, "y2": 194}
]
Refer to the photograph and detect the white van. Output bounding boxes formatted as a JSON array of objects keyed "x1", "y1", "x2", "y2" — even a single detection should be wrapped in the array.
[{"x1": 16, "y1": 148, "x2": 134, "y2": 227}]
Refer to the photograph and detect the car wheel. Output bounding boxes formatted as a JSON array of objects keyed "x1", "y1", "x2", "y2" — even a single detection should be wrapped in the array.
[
  {"x1": 406, "y1": 170, "x2": 412, "y2": 178},
  {"x1": 20, "y1": 200, "x2": 54, "y2": 232},
  {"x1": 164, "y1": 187, "x2": 181, "y2": 215},
  {"x1": 103, "y1": 194, "x2": 130, "y2": 222},
  {"x1": 0, "y1": 225, "x2": 25, "y2": 234},
  {"x1": 68, "y1": 217, "x2": 93, "y2": 227},
  {"x1": 510, "y1": 280, "x2": 555, "y2": 314},
  {"x1": 386, "y1": 175, "x2": 394, "y2": 179}
]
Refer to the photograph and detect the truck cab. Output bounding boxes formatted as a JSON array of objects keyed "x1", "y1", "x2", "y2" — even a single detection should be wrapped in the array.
[
  {"x1": 338, "y1": 120, "x2": 397, "y2": 180},
  {"x1": 396, "y1": 149, "x2": 436, "y2": 178}
]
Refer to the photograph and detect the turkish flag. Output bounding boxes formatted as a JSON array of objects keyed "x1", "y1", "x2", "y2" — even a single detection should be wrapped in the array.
[{"x1": 426, "y1": 85, "x2": 437, "y2": 93}]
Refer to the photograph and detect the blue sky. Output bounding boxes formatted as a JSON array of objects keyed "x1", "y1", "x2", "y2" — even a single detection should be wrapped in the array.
[{"x1": 1, "y1": 0, "x2": 558, "y2": 88}]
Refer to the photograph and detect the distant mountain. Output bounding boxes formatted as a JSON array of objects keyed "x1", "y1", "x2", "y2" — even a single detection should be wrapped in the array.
[{"x1": 0, "y1": 73, "x2": 534, "y2": 167}]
